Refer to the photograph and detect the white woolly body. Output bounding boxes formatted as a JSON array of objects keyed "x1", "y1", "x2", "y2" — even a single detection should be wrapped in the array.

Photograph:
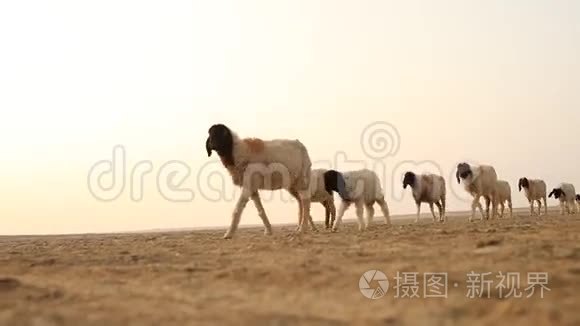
[
  {"x1": 408, "y1": 173, "x2": 447, "y2": 223},
  {"x1": 556, "y1": 183, "x2": 577, "y2": 215},
  {"x1": 215, "y1": 130, "x2": 312, "y2": 239},
  {"x1": 521, "y1": 178, "x2": 547, "y2": 216},
  {"x1": 309, "y1": 169, "x2": 333, "y2": 203},
  {"x1": 458, "y1": 164, "x2": 498, "y2": 221},
  {"x1": 461, "y1": 165, "x2": 498, "y2": 198},
  {"x1": 412, "y1": 174, "x2": 446, "y2": 204},
  {"x1": 495, "y1": 180, "x2": 512, "y2": 203},
  {"x1": 229, "y1": 135, "x2": 311, "y2": 191},
  {"x1": 341, "y1": 169, "x2": 386, "y2": 204},
  {"x1": 523, "y1": 179, "x2": 547, "y2": 202},
  {"x1": 495, "y1": 180, "x2": 513, "y2": 218}
]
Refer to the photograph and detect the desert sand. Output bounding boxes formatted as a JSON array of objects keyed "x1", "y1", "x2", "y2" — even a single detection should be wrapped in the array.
[{"x1": 1, "y1": 210, "x2": 579, "y2": 326}]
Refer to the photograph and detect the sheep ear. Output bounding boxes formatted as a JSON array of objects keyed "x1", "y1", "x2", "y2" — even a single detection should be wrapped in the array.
[
  {"x1": 549, "y1": 190, "x2": 554, "y2": 198},
  {"x1": 206, "y1": 137, "x2": 212, "y2": 157},
  {"x1": 518, "y1": 179, "x2": 522, "y2": 192},
  {"x1": 455, "y1": 170, "x2": 460, "y2": 184}
]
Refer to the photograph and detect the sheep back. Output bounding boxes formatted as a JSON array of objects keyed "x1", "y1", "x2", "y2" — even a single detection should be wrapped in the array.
[
  {"x1": 413, "y1": 174, "x2": 445, "y2": 204},
  {"x1": 232, "y1": 138, "x2": 311, "y2": 191},
  {"x1": 342, "y1": 169, "x2": 385, "y2": 204}
]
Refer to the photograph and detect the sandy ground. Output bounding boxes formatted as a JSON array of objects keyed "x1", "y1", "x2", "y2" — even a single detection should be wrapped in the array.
[{"x1": 1, "y1": 210, "x2": 580, "y2": 326}]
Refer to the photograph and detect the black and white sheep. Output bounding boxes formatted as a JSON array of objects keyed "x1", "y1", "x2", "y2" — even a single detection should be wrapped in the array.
[
  {"x1": 456, "y1": 163, "x2": 498, "y2": 222},
  {"x1": 330, "y1": 169, "x2": 391, "y2": 232},
  {"x1": 518, "y1": 177, "x2": 548, "y2": 216},
  {"x1": 402, "y1": 172, "x2": 446, "y2": 223},
  {"x1": 206, "y1": 124, "x2": 313, "y2": 239},
  {"x1": 549, "y1": 183, "x2": 577, "y2": 215},
  {"x1": 308, "y1": 169, "x2": 349, "y2": 229}
]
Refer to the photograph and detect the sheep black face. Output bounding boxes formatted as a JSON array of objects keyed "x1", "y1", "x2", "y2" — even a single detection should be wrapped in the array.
[
  {"x1": 402, "y1": 172, "x2": 416, "y2": 189},
  {"x1": 323, "y1": 170, "x2": 349, "y2": 201},
  {"x1": 518, "y1": 177, "x2": 529, "y2": 192},
  {"x1": 549, "y1": 188, "x2": 566, "y2": 199},
  {"x1": 206, "y1": 124, "x2": 235, "y2": 166},
  {"x1": 456, "y1": 163, "x2": 472, "y2": 183},
  {"x1": 576, "y1": 194, "x2": 580, "y2": 203}
]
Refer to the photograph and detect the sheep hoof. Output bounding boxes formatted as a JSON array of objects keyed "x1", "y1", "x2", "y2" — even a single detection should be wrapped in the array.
[
  {"x1": 331, "y1": 228, "x2": 339, "y2": 233},
  {"x1": 223, "y1": 232, "x2": 234, "y2": 239},
  {"x1": 264, "y1": 229, "x2": 272, "y2": 236}
]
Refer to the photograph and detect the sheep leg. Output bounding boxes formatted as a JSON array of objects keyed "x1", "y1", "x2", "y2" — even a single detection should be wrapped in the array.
[
  {"x1": 324, "y1": 201, "x2": 331, "y2": 229},
  {"x1": 470, "y1": 195, "x2": 483, "y2": 222},
  {"x1": 288, "y1": 190, "x2": 303, "y2": 231},
  {"x1": 500, "y1": 201, "x2": 505, "y2": 218},
  {"x1": 355, "y1": 201, "x2": 365, "y2": 232},
  {"x1": 440, "y1": 197, "x2": 446, "y2": 223},
  {"x1": 251, "y1": 192, "x2": 272, "y2": 236},
  {"x1": 298, "y1": 190, "x2": 312, "y2": 233},
  {"x1": 414, "y1": 202, "x2": 421, "y2": 223},
  {"x1": 435, "y1": 201, "x2": 443, "y2": 222},
  {"x1": 376, "y1": 197, "x2": 391, "y2": 226},
  {"x1": 365, "y1": 204, "x2": 375, "y2": 228},
  {"x1": 429, "y1": 203, "x2": 437, "y2": 222},
  {"x1": 329, "y1": 201, "x2": 337, "y2": 229},
  {"x1": 529, "y1": 200, "x2": 535, "y2": 217},
  {"x1": 543, "y1": 197, "x2": 548, "y2": 215},
  {"x1": 224, "y1": 190, "x2": 251, "y2": 239},
  {"x1": 289, "y1": 190, "x2": 316, "y2": 232},
  {"x1": 508, "y1": 199, "x2": 513, "y2": 218},
  {"x1": 484, "y1": 196, "x2": 491, "y2": 220},
  {"x1": 534, "y1": 200, "x2": 540, "y2": 217},
  {"x1": 492, "y1": 197, "x2": 499, "y2": 219},
  {"x1": 560, "y1": 201, "x2": 565, "y2": 215},
  {"x1": 332, "y1": 201, "x2": 351, "y2": 232}
]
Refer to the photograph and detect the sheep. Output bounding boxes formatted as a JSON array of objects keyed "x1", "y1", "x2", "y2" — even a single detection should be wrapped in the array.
[
  {"x1": 308, "y1": 169, "x2": 349, "y2": 229},
  {"x1": 494, "y1": 180, "x2": 513, "y2": 218},
  {"x1": 456, "y1": 163, "x2": 498, "y2": 222},
  {"x1": 548, "y1": 183, "x2": 577, "y2": 215},
  {"x1": 576, "y1": 194, "x2": 580, "y2": 214},
  {"x1": 518, "y1": 177, "x2": 548, "y2": 216},
  {"x1": 402, "y1": 172, "x2": 446, "y2": 223},
  {"x1": 206, "y1": 124, "x2": 313, "y2": 239},
  {"x1": 330, "y1": 169, "x2": 391, "y2": 232}
]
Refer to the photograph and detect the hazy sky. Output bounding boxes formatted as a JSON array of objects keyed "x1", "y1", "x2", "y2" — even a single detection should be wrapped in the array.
[{"x1": 1, "y1": 1, "x2": 579, "y2": 235}]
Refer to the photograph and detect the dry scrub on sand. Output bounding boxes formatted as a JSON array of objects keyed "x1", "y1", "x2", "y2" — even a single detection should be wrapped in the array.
[{"x1": 1, "y1": 211, "x2": 580, "y2": 326}]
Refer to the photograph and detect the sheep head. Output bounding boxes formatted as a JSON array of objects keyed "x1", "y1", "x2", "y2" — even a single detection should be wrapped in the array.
[
  {"x1": 576, "y1": 194, "x2": 580, "y2": 202},
  {"x1": 323, "y1": 170, "x2": 349, "y2": 201},
  {"x1": 402, "y1": 171, "x2": 416, "y2": 189},
  {"x1": 549, "y1": 188, "x2": 566, "y2": 199},
  {"x1": 518, "y1": 177, "x2": 529, "y2": 192},
  {"x1": 206, "y1": 124, "x2": 235, "y2": 166},
  {"x1": 456, "y1": 163, "x2": 473, "y2": 184}
]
